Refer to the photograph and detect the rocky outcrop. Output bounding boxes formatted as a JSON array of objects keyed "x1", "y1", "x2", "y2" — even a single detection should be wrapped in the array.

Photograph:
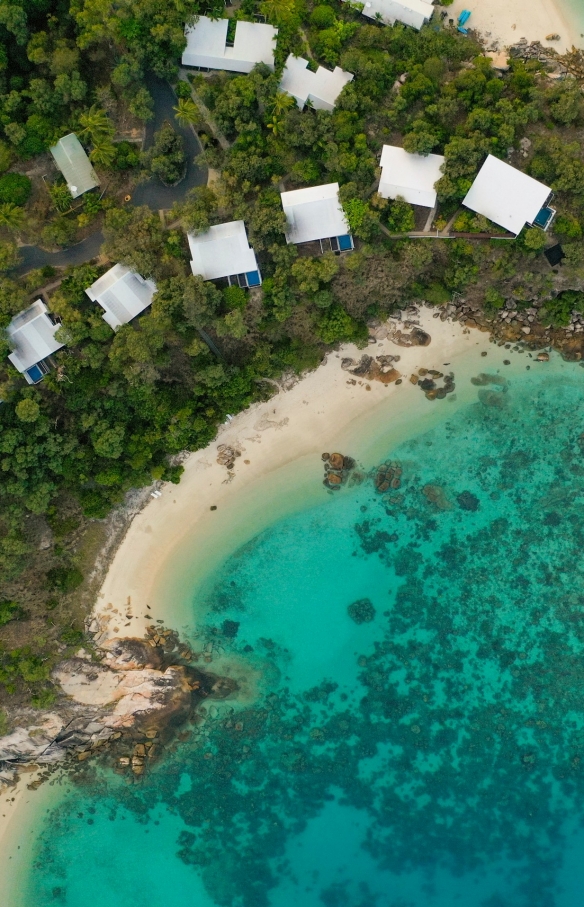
[
  {"x1": 322, "y1": 452, "x2": 359, "y2": 490},
  {"x1": 0, "y1": 632, "x2": 238, "y2": 788}
]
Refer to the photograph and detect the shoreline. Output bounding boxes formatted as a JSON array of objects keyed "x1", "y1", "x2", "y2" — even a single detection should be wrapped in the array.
[
  {"x1": 94, "y1": 308, "x2": 494, "y2": 645},
  {"x1": 449, "y1": 0, "x2": 583, "y2": 54}
]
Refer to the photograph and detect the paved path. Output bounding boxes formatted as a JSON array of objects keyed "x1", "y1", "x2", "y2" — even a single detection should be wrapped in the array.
[
  {"x1": 132, "y1": 76, "x2": 207, "y2": 209},
  {"x1": 15, "y1": 77, "x2": 207, "y2": 276}
]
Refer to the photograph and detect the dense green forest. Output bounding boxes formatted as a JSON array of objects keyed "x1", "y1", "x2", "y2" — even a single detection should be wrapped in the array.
[{"x1": 1, "y1": 0, "x2": 584, "y2": 715}]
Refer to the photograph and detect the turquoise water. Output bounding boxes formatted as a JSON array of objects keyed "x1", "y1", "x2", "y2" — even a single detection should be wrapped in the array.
[
  {"x1": 16, "y1": 355, "x2": 584, "y2": 907},
  {"x1": 560, "y1": 0, "x2": 584, "y2": 41}
]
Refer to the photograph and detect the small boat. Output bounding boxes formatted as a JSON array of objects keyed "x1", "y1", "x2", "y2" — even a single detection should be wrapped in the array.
[
  {"x1": 546, "y1": 33, "x2": 560, "y2": 40},
  {"x1": 458, "y1": 9, "x2": 471, "y2": 25}
]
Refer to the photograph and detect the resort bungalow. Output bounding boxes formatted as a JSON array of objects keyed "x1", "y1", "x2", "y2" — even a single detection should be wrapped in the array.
[
  {"x1": 379, "y1": 145, "x2": 445, "y2": 209},
  {"x1": 49, "y1": 133, "x2": 99, "y2": 199},
  {"x1": 279, "y1": 56, "x2": 354, "y2": 112},
  {"x1": 188, "y1": 221, "x2": 262, "y2": 288},
  {"x1": 6, "y1": 300, "x2": 65, "y2": 384},
  {"x1": 463, "y1": 155, "x2": 555, "y2": 236},
  {"x1": 346, "y1": 0, "x2": 433, "y2": 30},
  {"x1": 181, "y1": 17, "x2": 278, "y2": 73},
  {"x1": 85, "y1": 263, "x2": 158, "y2": 330},
  {"x1": 280, "y1": 183, "x2": 353, "y2": 253}
]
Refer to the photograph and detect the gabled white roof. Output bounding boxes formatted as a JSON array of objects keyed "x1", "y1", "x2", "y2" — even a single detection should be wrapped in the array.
[
  {"x1": 463, "y1": 155, "x2": 552, "y2": 235},
  {"x1": 6, "y1": 300, "x2": 65, "y2": 374},
  {"x1": 188, "y1": 221, "x2": 259, "y2": 280},
  {"x1": 351, "y1": 0, "x2": 433, "y2": 30},
  {"x1": 50, "y1": 133, "x2": 99, "y2": 199},
  {"x1": 281, "y1": 183, "x2": 350, "y2": 245},
  {"x1": 379, "y1": 145, "x2": 445, "y2": 208},
  {"x1": 182, "y1": 17, "x2": 278, "y2": 72},
  {"x1": 85, "y1": 263, "x2": 157, "y2": 330},
  {"x1": 279, "y1": 56, "x2": 353, "y2": 112}
]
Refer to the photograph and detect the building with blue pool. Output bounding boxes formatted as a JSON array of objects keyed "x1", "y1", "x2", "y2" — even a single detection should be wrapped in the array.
[{"x1": 6, "y1": 299, "x2": 65, "y2": 385}]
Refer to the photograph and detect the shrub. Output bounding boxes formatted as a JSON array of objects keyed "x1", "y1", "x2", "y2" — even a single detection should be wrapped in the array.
[
  {"x1": 423, "y1": 283, "x2": 450, "y2": 306},
  {"x1": 142, "y1": 122, "x2": 186, "y2": 185},
  {"x1": 60, "y1": 627, "x2": 85, "y2": 646},
  {"x1": 542, "y1": 291, "x2": 584, "y2": 327},
  {"x1": 113, "y1": 141, "x2": 140, "y2": 170},
  {"x1": 0, "y1": 600, "x2": 24, "y2": 626},
  {"x1": 31, "y1": 687, "x2": 57, "y2": 708},
  {"x1": 311, "y1": 5, "x2": 336, "y2": 28},
  {"x1": 317, "y1": 305, "x2": 366, "y2": 344},
  {"x1": 47, "y1": 565, "x2": 84, "y2": 593},
  {"x1": 0, "y1": 172, "x2": 31, "y2": 206}
]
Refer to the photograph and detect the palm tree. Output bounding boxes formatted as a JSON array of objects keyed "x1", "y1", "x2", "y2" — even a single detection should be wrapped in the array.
[
  {"x1": 260, "y1": 0, "x2": 295, "y2": 25},
  {"x1": 89, "y1": 141, "x2": 116, "y2": 168},
  {"x1": 269, "y1": 91, "x2": 295, "y2": 118},
  {"x1": 79, "y1": 105, "x2": 114, "y2": 144},
  {"x1": 0, "y1": 203, "x2": 25, "y2": 231},
  {"x1": 173, "y1": 97, "x2": 200, "y2": 129}
]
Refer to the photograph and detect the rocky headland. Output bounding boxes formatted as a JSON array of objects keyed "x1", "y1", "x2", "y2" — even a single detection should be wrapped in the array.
[{"x1": 0, "y1": 626, "x2": 237, "y2": 790}]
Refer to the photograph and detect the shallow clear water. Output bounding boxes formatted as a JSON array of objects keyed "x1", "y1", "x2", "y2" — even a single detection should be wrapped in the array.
[{"x1": 18, "y1": 356, "x2": 584, "y2": 907}]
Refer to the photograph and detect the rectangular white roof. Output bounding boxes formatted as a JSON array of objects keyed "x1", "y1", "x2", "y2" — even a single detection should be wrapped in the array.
[
  {"x1": 279, "y1": 56, "x2": 353, "y2": 112},
  {"x1": 281, "y1": 183, "x2": 350, "y2": 245},
  {"x1": 182, "y1": 17, "x2": 278, "y2": 72},
  {"x1": 50, "y1": 133, "x2": 99, "y2": 199},
  {"x1": 379, "y1": 145, "x2": 445, "y2": 208},
  {"x1": 351, "y1": 0, "x2": 433, "y2": 30},
  {"x1": 85, "y1": 263, "x2": 157, "y2": 330},
  {"x1": 463, "y1": 154, "x2": 552, "y2": 235},
  {"x1": 188, "y1": 221, "x2": 259, "y2": 280},
  {"x1": 7, "y1": 300, "x2": 65, "y2": 374}
]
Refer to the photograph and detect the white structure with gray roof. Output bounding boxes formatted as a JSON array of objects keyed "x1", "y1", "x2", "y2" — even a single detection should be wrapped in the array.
[
  {"x1": 379, "y1": 145, "x2": 445, "y2": 209},
  {"x1": 280, "y1": 183, "x2": 353, "y2": 252},
  {"x1": 6, "y1": 300, "x2": 65, "y2": 384},
  {"x1": 279, "y1": 56, "x2": 353, "y2": 111},
  {"x1": 188, "y1": 221, "x2": 261, "y2": 288},
  {"x1": 463, "y1": 154, "x2": 554, "y2": 235},
  {"x1": 351, "y1": 0, "x2": 433, "y2": 30},
  {"x1": 182, "y1": 16, "x2": 278, "y2": 72},
  {"x1": 85, "y1": 263, "x2": 158, "y2": 330},
  {"x1": 50, "y1": 133, "x2": 99, "y2": 199}
]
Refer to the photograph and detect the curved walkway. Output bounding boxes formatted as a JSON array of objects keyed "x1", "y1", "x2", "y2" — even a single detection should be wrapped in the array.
[{"x1": 15, "y1": 77, "x2": 208, "y2": 276}]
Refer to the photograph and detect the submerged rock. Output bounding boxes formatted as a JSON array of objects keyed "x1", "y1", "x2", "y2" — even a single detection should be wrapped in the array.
[
  {"x1": 347, "y1": 598, "x2": 376, "y2": 624},
  {"x1": 457, "y1": 490, "x2": 480, "y2": 512},
  {"x1": 422, "y1": 484, "x2": 452, "y2": 510}
]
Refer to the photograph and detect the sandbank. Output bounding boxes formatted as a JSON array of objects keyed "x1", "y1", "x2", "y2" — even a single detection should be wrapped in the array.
[
  {"x1": 94, "y1": 309, "x2": 495, "y2": 643},
  {"x1": 449, "y1": 0, "x2": 583, "y2": 54}
]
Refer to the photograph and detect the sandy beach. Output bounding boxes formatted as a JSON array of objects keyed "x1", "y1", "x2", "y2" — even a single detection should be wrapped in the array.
[
  {"x1": 93, "y1": 309, "x2": 495, "y2": 644},
  {"x1": 449, "y1": 0, "x2": 583, "y2": 54}
]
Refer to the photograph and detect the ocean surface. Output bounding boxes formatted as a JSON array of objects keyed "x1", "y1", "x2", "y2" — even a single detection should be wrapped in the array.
[
  {"x1": 560, "y1": 0, "x2": 584, "y2": 41},
  {"x1": 10, "y1": 346, "x2": 584, "y2": 907}
]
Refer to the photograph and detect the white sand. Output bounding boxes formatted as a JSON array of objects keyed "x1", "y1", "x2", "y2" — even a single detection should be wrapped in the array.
[
  {"x1": 449, "y1": 0, "x2": 582, "y2": 54},
  {"x1": 94, "y1": 310, "x2": 494, "y2": 642}
]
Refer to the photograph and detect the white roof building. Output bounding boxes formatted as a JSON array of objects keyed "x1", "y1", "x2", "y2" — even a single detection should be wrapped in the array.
[
  {"x1": 50, "y1": 133, "x2": 99, "y2": 199},
  {"x1": 85, "y1": 263, "x2": 158, "y2": 330},
  {"x1": 188, "y1": 221, "x2": 261, "y2": 287},
  {"x1": 379, "y1": 145, "x2": 445, "y2": 208},
  {"x1": 182, "y1": 17, "x2": 278, "y2": 72},
  {"x1": 6, "y1": 300, "x2": 65, "y2": 384},
  {"x1": 350, "y1": 0, "x2": 433, "y2": 30},
  {"x1": 280, "y1": 183, "x2": 352, "y2": 250},
  {"x1": 463, "y1": 155, "x2": 553, "y2": 235},
  {"x1": 279, "y1": 56, "x2": 353, "y2": 112}
]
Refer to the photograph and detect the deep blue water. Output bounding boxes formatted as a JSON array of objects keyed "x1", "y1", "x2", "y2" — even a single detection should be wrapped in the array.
[{"x1": 19, "y1": 359, "x2": 584, "y2": 907}]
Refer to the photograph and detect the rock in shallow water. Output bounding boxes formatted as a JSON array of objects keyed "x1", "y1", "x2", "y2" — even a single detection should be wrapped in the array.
[{"x1": 347, "y1": 598, "x2": 376, "y2": 624}]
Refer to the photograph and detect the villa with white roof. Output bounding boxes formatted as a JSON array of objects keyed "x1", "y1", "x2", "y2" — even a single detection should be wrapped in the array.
[
  {"x1": 280, "y1": 183, "x2": 353, "y2": 253},
  {"x1": 182, "y1": 17, "x2": 278, "y2": 73},
  {"x1": 279, "y1": 56, "x2": 353, "y2": 111},
  {"x1": 50, "y1": 133, "x2": 99, "y2": 199},
  {"x1": 346, "y1": 0, "x2": 433, "y2": 30},
  {"x1": 188, "y1": 221, "x2": 261, "y2": 288},
  {"x1": 463, "y1": 155, "x2": 555, "y2": 236},
  {"x1": 379, "y1": 145, "x2": 445, "y2": 209},
  {"x1": 85, "y1": 264, "x2": 158, "y2": 330},
  {"x1": 6, "y1": 300, "x2": 65, "y2": 384}
]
